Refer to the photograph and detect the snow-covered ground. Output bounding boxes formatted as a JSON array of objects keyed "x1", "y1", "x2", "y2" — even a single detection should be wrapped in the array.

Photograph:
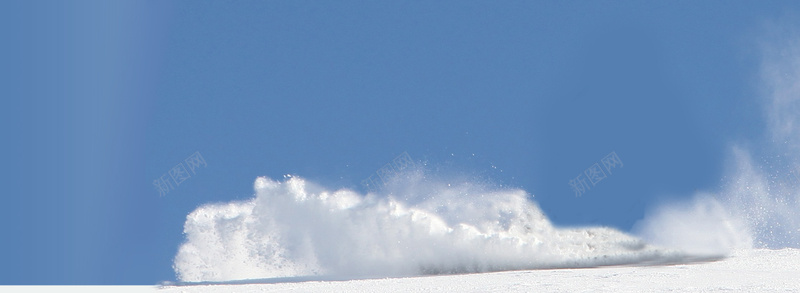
[{"x1": 158, "y1": 248, "x2": 800, "y2": 293}]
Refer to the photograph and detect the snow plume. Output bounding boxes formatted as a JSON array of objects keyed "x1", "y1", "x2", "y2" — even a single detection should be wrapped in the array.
[
  {"x1": 760, "y1": 23, "x2": 800, "y2": 148},
  {"x1": 732, "y1": 24, "x2": 800, "y2": 248},
  {"x1": 636, "y1": 23, "x2": 800, "y2": 253},
  {"x1": 633, "y1": 194, "x2": 752, "y2": 256},
  {"x1": 171, "y1": 19, "x2": 800, "y2": 286},
  {"x1": 174, "y1": 173, "x2": 693, "y2": 283},
  {"x1": 723, "y1": 148, "x2": 800, "y2": 248}
]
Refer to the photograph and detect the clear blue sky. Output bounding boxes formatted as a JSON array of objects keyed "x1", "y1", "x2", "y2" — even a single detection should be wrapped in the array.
[{"x1": 3, "y1": 0, "x2": 796, "y2": 285}]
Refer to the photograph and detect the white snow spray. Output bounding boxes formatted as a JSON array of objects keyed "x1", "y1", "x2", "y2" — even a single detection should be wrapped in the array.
[
  {"x1": 174, "y1": 172, "x2": 701, "y2": 283},
  {"x1": 634, "y1": 24, "x2": 800, "y2": 253},
  {"x1": 172, "y1": 22, "x2": 800, "y2": 285}
]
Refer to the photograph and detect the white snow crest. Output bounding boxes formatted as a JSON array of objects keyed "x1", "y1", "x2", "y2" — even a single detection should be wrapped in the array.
[{"x1": 174, "y1": 175, "x2": 688, "y2": 283}]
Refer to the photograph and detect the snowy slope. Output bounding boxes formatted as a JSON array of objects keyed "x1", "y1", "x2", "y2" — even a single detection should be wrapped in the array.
[{"x1": 159, "y1": 248, "x2": 800, "y2": 292}]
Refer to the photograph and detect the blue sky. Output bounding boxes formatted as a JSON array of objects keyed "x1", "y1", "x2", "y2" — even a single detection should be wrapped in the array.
[{"x1": 4, "y1": 0, "x2": 797, "y2": 285}]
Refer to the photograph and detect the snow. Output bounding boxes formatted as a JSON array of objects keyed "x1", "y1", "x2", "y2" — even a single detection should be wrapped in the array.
[
  {"x1": 159, "y1": 248, "x2": 800, "y2": 292},
  {"x1": 173, "y1": 176, "x2": 751, "y2": 283}
]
